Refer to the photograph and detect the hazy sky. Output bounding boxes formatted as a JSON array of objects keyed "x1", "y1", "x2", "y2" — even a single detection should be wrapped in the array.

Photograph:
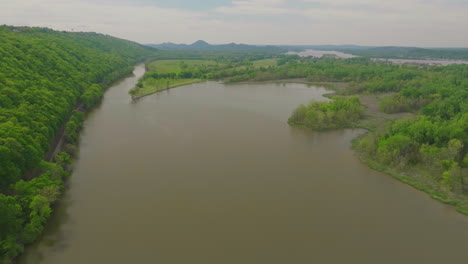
[{"x1": 1, "y1": 0, "x2": 467, "y2": 47}]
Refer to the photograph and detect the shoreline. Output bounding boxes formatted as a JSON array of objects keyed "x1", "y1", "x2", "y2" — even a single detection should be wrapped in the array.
[
  {"x1": 21, "y1": 68, "x2": 137, "y2": 183},
  {"x1": 131, "y1": 79, "x2": 206, "y2": 100},
  {"x1": 227, "y1": 78, "x2": 347, "y2": 88},
  {"x1": 242, "y1": 78, "x2": 468, "y2": 216},
  {"x1": 353, "y1": 146, "x2": 468, "y2": 215},
  {"x1": 290, "y1": 116, "x2": 468, "y2": 215}
]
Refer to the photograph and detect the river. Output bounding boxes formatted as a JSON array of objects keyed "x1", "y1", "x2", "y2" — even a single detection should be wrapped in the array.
[
  {"x1": 18, "y1": 64, "x2": 468, "y2": 264},
  {"x1": 288, "y1": 49, "x2": 468, "y2": 65}
]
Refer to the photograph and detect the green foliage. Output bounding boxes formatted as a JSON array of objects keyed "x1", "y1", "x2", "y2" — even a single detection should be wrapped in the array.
[
  {"x1": 355, "y1": 133, "x2": 378, "y2": 156},
  {"x1": 462, "y1": 154, "x2": 468, "y2": 168},
  {"x1": 0, "y1": 25, "x2": 153, "y2": 262},
  {"x1": 13, "y1": 162, "x2": 65, "y2": 201},
  {"x1": 377, "y1": 134, "x2": 417, "y2": 167},
  {"x1": 81, "y1": 84, "x2": 103, "y2": 109},
  {"x1": 379, "y1": 95, "x2": 432, "y2": 114},
  {"x1": 252, "y1": 58, "x2": 279, "y2": 67},
  {"x1": 288, "y1": 96, "x2": 365, "y2": 130},
  {"x1": 369, "y1": 114, "x2": 467, "y2": 173},
  {"x1": 147, "y1": 60, "x2": 217, "y2": 74},
  {"x1": 22, "y1": 195, "x2": 51, "y2": 244},
  {"x1": 0, "y1": 195, "x2": 22, "y2": 241},
  {"x1": 65, "y1": 111, "x2": 85, "y2": 145},
  {"x1": 54, "y1": 152, "x2": 71, "y2": 167},
  {"x1": 5, "y1": 161, "x2": 67, "y2": 256}
]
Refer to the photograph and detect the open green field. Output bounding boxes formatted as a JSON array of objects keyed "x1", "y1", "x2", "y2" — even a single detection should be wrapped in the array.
[
  {"x1": 233, "y1": 58, "x2": 279, "y2": 71},
  {"x1": 147, "y1": 60, "x2": 217, "y2": 74},
  {"x1": 252, "y1": 58, "x2": 278, "y2": 68}
]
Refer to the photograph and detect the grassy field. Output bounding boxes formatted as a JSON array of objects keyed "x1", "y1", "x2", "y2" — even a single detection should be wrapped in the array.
[
  {"x1": 147, "y1": 60, "x2": 217, "y2": 74},
  {"x1": 232, "y1": 58, "x2": 279, "y2": 71},
  {"x1": 252, "y1": 58, "x2": 278, "y2": 68}
]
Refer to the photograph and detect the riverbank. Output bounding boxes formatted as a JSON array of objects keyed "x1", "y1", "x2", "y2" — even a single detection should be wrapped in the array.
[
  {"x1": 353, "y1": 144, "x2": 468, "y2": 215},
  {"x1": 352, "y1": 92, "x2": 468, "y2": 215},
  {"x1": 131, "y1": 78, "x2": 205, "y2": 100}
]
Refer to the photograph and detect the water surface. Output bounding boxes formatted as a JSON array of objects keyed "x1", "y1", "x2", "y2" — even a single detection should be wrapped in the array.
[
  {"x1": 288, "y1": 49, "x2": 356, "y2": 59},
  {"x1": 19, "y1": 65, "x2": 468, "y2": 264}
]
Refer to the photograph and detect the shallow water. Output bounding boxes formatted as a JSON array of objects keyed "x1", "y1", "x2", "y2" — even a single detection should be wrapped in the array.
[{"x1": 19, "y1": 65, "x2": 468, "y2": 264}]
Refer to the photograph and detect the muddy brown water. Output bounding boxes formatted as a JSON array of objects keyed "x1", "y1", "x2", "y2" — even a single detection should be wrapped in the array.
[{"x1": 18, "y1": 64, "x2": 468, "y2": 264}]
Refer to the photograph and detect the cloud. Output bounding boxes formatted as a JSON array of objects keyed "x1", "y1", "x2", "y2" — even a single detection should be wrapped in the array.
[
  {"x1": 215, "y1": 0, "x2": 293, "y2": 15},
  {"x1": 0, "y1": 0, "x2": 208, "y2": 42},
  {"x1": 0, "y1": 0, "x2": 467, "y2": 47}
]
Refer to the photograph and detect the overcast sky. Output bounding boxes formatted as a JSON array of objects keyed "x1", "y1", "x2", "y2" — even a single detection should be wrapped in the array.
[{"x1": 1, "y1": 0, "x2": 467, "y2": 47}]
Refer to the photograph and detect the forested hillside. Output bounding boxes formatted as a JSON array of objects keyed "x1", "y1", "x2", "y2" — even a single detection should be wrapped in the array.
[{"x1": 0, "y1": 26, "x2": 152, "y2": 262}]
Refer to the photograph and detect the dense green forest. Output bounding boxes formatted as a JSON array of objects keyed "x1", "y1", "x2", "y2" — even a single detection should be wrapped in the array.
[{"x1": 0, "y1": 26, "x2": 153, "y2": 263}]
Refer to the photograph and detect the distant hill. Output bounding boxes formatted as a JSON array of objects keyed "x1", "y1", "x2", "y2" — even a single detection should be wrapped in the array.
[
  {"x1": 150, "y1": 41, "x2": 468, "y2": 60},
  {"x1": 147, "y1": 40, "x2": 285, "y2": 52},
  {"x1": 191, "y1": 40, "x2": 210, "y2": 48}
]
